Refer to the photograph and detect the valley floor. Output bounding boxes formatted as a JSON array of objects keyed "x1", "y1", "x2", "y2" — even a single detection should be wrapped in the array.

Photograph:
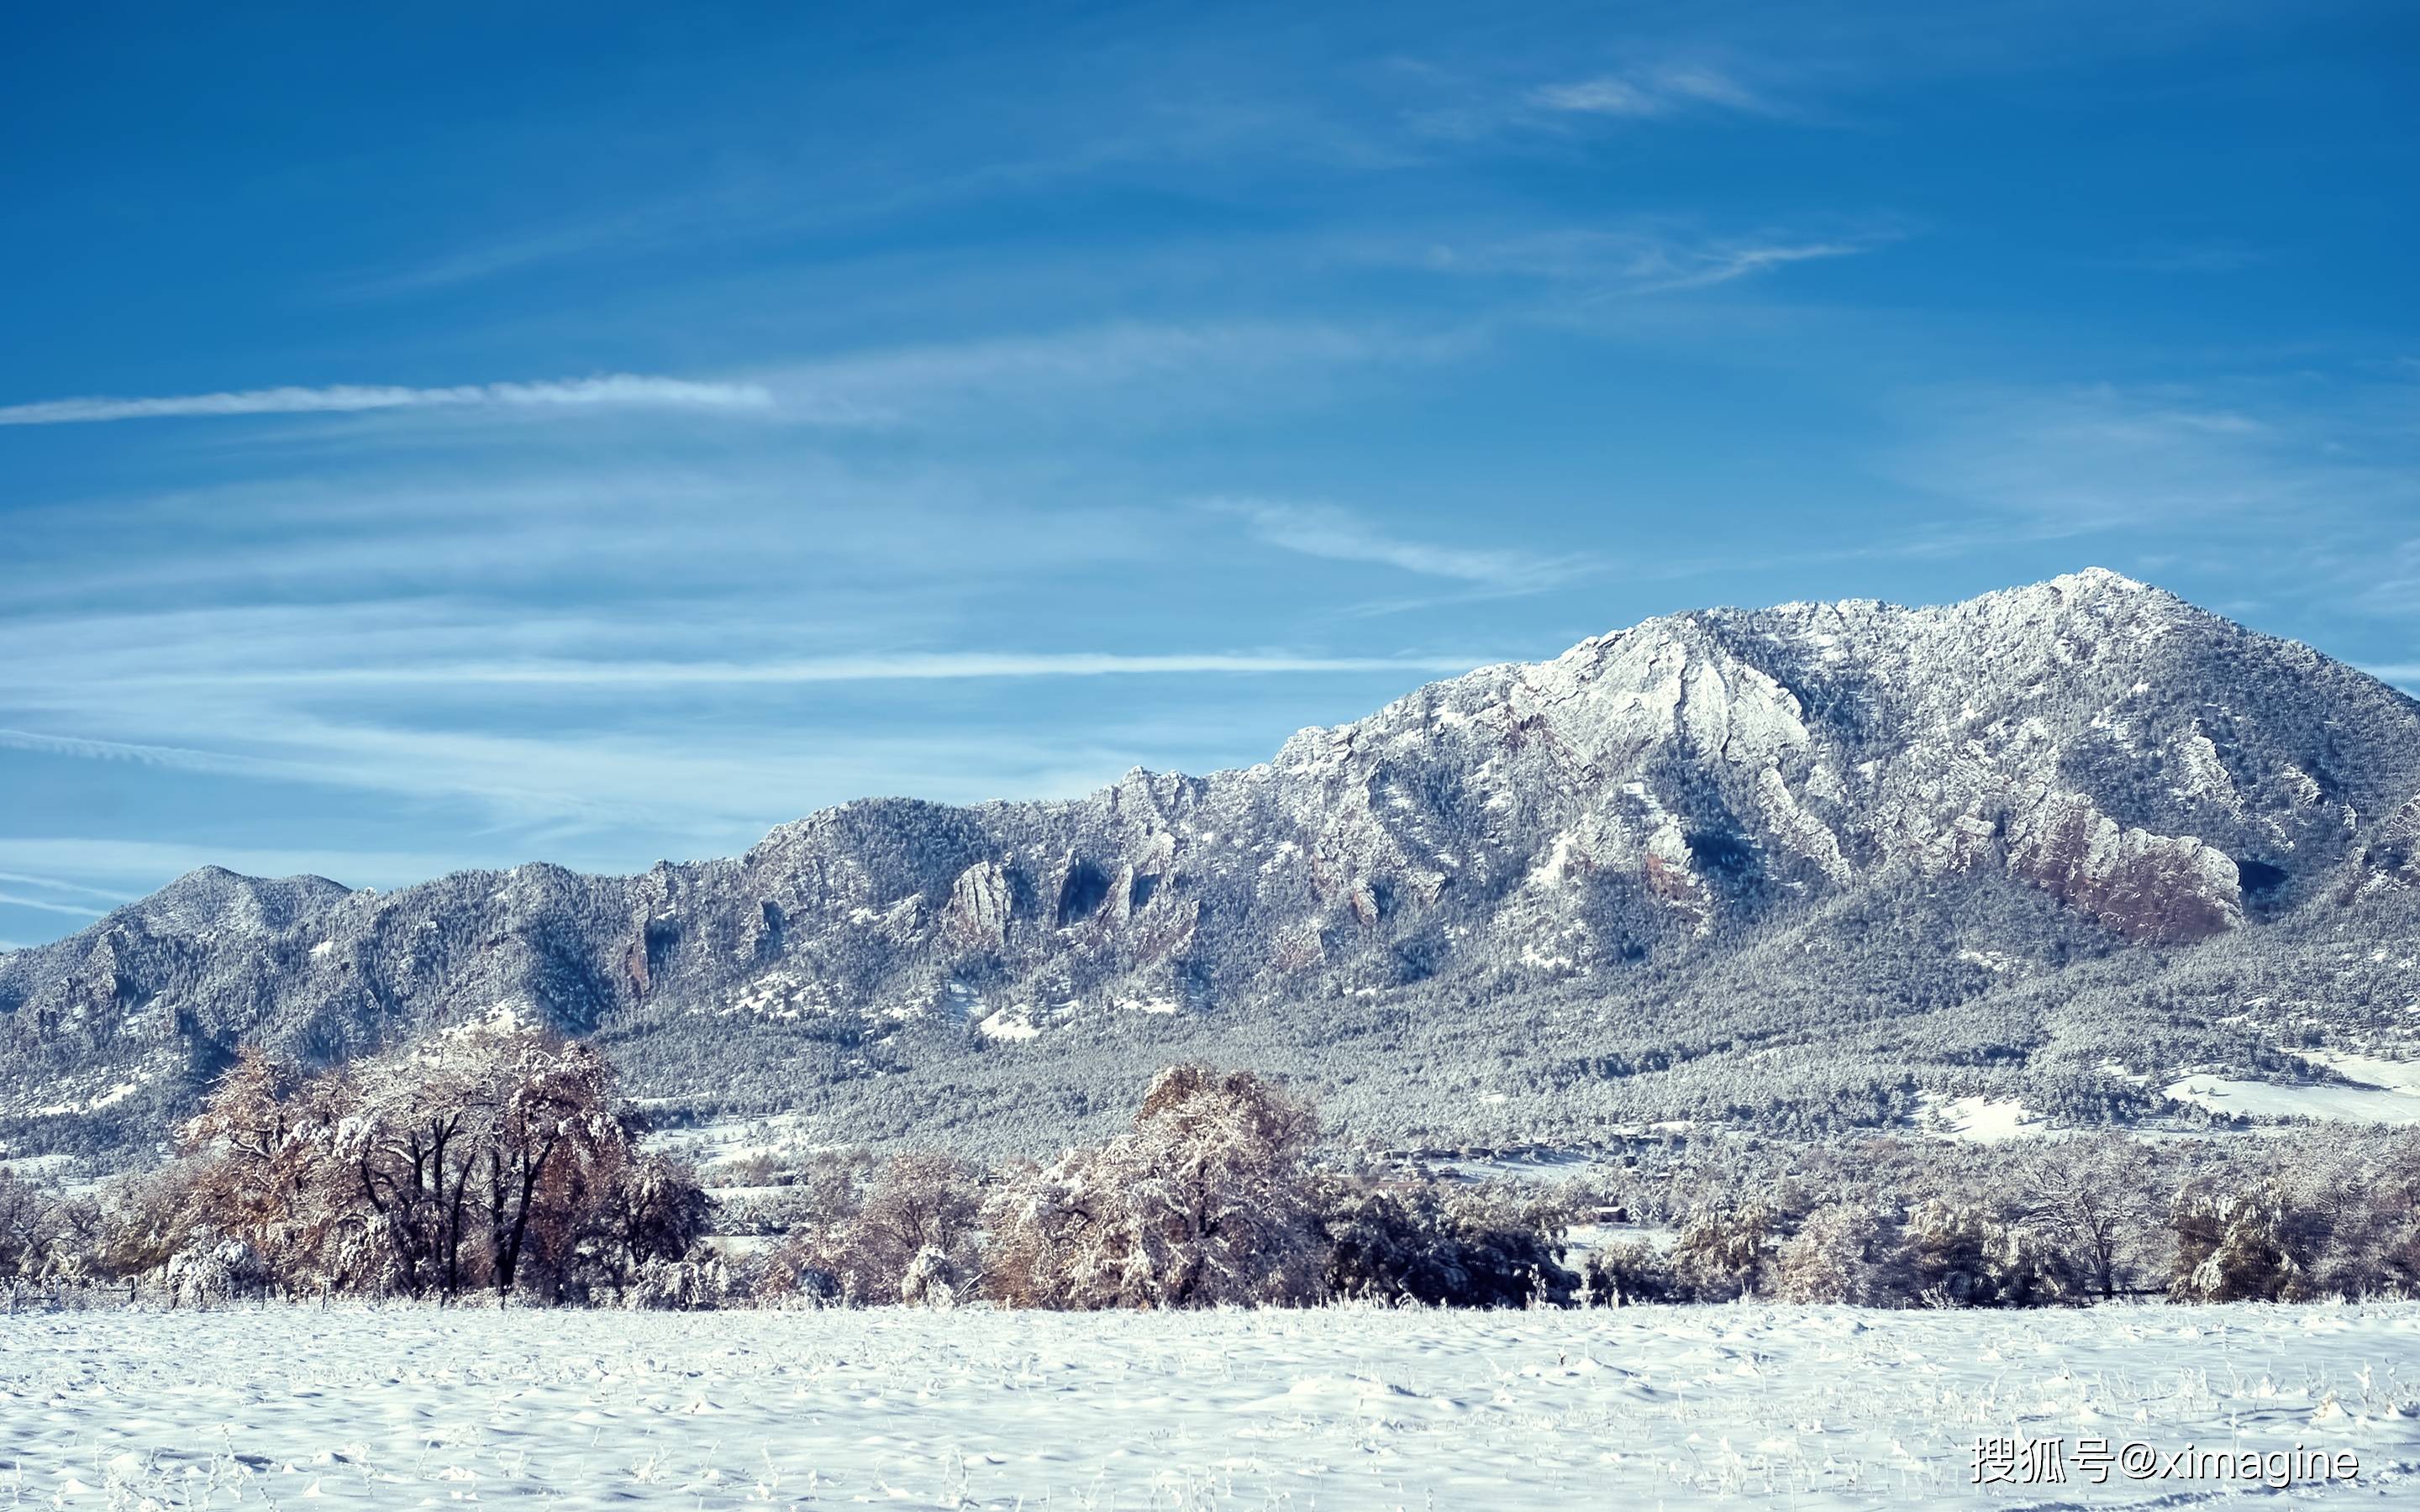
[{"x1": 3, "y1": 1301, "x2": 2417, "y2": 1508}]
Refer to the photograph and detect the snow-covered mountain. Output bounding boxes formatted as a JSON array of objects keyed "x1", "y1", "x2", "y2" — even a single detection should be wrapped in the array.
[{"x1": 9, "y1": 570, "x2": 2420, "y2": 1159}]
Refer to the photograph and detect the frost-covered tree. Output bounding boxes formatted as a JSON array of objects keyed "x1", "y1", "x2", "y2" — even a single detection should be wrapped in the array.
[
  {"x1": 1670, "y1": 1201, "x2": 1776, "y2": 1300},
  {"x1": 1902, "y1": 1198, "x2": 2080, "y2": 1307},
  {"x1": 469, "y1": 1026, "x2": 626, "y2": 1300},
  {"x1": 2005, "y1": 1133, "x2": 2165, "y2": 1299},
  {"x1": 0, "y1": 1168, "x2": 100, "y2": 1284},
  {"x1": 1775, "y1": 1203, "x2": 1902, "y2": 1305},
  {"x1": 563, "y1": 1150, "x2": 712, "y2": 1304},
  {"x1": 1580, "y1": 1238, "x2": 1678, "y2": 1306},
  {"x1": 324, "y1": 1016, "x2": 642, "y2": 1299},
  {"x1": 744, "y1": 1152, "x2": 871, "y2": 1305},
  {"x1": 2292, "y1": 1133, "x2": 2420, "y2": 1299},
  {"x1": 339, "y1": 1033, "x2": 502, "y2": 1296},
  {"x1": 847, "y1": 1152, "x2": 984, "y2": 1300},
  {"x1": 2169, "y1": 1178, "x2": 2320, "y2": 1302},
  {"x1": 986, "y1": 1066, "x2": 1324, "y2": 1309},
  {"x1": 176, "y1": 1048, "x2": 362, "y2": 1289},
  {"x1": 1318, "y1": 1176, "x2": 1576, "y2": 1308},
  {"x1": 160, "y1": 1016, "x2": 701, "y2": 1303}
]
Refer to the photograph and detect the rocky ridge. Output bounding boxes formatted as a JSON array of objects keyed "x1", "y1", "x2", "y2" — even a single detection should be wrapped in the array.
[{"x1": 7, "y1": 570, "x2": 2419, "y2": 1158}]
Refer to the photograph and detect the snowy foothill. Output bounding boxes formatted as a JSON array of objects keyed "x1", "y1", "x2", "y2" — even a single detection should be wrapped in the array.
[{"x1": 4, "y1": 1302, "x2": 2417, "y2": 1507}]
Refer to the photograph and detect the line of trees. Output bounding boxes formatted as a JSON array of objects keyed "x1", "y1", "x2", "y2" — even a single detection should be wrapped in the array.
[
  {"x1": 708, "y1": 1067, "x2": 1577, "y2": 1310},
  {"x1": 7, "y1": 1035, "x2": 2420, "y2": 1311},
  {"x1": 1573, "y1": 1126, "x2": 2420, "y2": 1306}
]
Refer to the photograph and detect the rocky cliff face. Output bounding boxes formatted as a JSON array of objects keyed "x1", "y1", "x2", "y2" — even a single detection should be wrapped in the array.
[{"x1": 8, "y1": 570, "x2": 2419, "y2": 1157}]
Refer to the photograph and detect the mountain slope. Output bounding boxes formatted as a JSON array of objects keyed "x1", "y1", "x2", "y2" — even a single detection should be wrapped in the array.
[{"x1": 8, "y1": 570, "x2": 2420, "y2": 1160}]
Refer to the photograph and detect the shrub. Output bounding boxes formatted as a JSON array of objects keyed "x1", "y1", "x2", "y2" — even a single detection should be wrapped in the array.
[
  {"x1": 1670, "y1": 1202, "x2": 1776, "y2": 1300},
  {"x1": 2170, "y1": 1179, "x2": 2319, "y2": 1302},
  {"x1": 625, "y1": 1255, "x2": 734, "y2": 1310},
  {"x1": 1580, "y1": 1239, "x2": 1678, "y2": 1305},
  {"x1": 1318, "y1": 1178, "x2": 1577, "y2": 1308},
  {"x1": 900, "y1": 1244, "x2": 965, "y2": 1308}
]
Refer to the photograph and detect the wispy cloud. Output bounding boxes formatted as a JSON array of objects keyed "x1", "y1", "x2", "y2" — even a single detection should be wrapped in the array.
[
  {"x1": 91, "y1": 650, "x2": 1492, "y2": 691},
  {"x1": 763, "y1": 319, "x2": 1477, "y2": 428},
  {"x1": 1639, "y1": 241, "x2": 1868, "y2": 291},
  {"x1": 1, "y1": 322, "x2": 1464, "y2": 441},
  {"x1": 1529, "y1": 65, "x2": 1779, "y2": 121},
  {"x1": 1394, "y1": 222, "x2": 1895, "y2": 297},
  {"x1": 0, "y1": 868, "x2": 137, "y2": 948},
  {"x1": 0, "y1": 727, "x2": 260, "y2": 774},
  {"x1": 1211, "y1": 498, "x2": 1587, "y2": 590},
  {"x1": 0, "y1": 871, "x2": 139, "y2": 904},
  {"x1": 1882, "y1": 378, "x2": 2420, "y2": 530},
  {"x1": 342, "y1": 140, "x2": 1159, "y2": 299},
  {"x1": 0, "y1": 374, "x2": 776, "y2": 427},
  {"x1": 0, "y1": 591, "x2": 1506, "y2": 834},
  {"x1": 0, "y1": 891, "x2": 108, "y2": 920}
]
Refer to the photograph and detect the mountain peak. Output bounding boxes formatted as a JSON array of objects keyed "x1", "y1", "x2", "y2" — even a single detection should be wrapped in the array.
[
  {"x1": 2056, "y1": 565, "x2": 2154, "y2": 593},
  {"x1": 122, "y1": 867, "x2": 352, "y2": 937}
]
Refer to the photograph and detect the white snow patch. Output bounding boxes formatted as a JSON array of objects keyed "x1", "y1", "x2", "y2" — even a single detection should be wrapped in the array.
[
  {"x1": 977, "y1": 1006, "x2": 1039, "y2": 1041},
  {"x1": 1916, "y1": 1092, "x2": 2044, "y2": 1143},
  {"x1": 2166, "y1": 1068, "x2": 2420, "y2": 1126},
  {"x1": 1955, "y1": 948, "x2": 2022, "y2": 974},
  {"x1": 2305, "y1": 1051, "x2": 2420, "y2": 1094}
]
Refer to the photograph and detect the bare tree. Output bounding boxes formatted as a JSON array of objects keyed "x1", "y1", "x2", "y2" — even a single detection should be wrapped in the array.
[
  {"x1": 2008, "y1": 1133, "x2": 2164, "y2": 1300},
  {"x1": 472, "y1": 1030, "x2": 624, "y2": 1301},
  {"x1": 573, "y1": 1150, "x2": 711, "y2": 1303},
  {"x1": 846, "y1": 1151, "x2": 982, "y2": 1300}
]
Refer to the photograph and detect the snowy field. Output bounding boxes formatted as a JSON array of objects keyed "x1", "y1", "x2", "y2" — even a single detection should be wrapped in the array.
[
  {"x1": 4, "y1": 1304, "x2": 2418, "y2": 1508},
  {"x1": 2166, "y1": 1053, "x2": 2420, "y2": 1128}
]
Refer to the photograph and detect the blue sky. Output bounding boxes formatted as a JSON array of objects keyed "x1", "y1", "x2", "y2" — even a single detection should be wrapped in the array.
[{"x1": 3, "y1": 0, "x2": 2417, "y2": 948}]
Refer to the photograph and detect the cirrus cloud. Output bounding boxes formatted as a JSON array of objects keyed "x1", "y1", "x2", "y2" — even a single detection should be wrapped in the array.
[
  {"x1": 0, "y1": 374, "x2": 776, "y2": 427},
  {"x1": 1529, "y1": 65, "x2": 1781, "y2": 121}
]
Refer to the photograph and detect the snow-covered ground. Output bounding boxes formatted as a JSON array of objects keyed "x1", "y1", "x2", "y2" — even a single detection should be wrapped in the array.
[
  {"x1": 2166, "y1": 1067, "x2": 2420, "y2": 1126},
  {"x1": 4, "y1": 1303, "x2": 2417, "y2": 1507},
  {"x1": 642, "y1": 1111, "x2": 829, "y2": 1177},
  {"x1": 1915, "y1": 1091, "x2": 2050, "y2": 1142}
]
